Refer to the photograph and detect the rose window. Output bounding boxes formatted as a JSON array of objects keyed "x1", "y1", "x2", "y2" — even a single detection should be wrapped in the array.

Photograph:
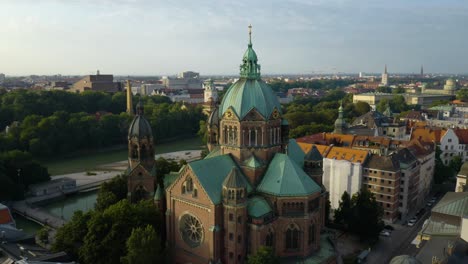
[{"x1": 179, "y1": 214, "x2": 203, "y2": 247}]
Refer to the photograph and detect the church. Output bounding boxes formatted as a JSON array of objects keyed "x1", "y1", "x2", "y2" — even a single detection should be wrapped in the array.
[{"x1": 127, "y1": 27, "x2": 326, "y2": 264}]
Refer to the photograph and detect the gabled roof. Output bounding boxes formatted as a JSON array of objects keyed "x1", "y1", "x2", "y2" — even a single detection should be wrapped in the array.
[
  {"x1": 454, "y1": 129, "x2": 468, "y2": 144},
  {"x1": 432, "y1": 192, "x2": 468, "y2": 217},
  {"x1": 324, "y1": 146, "x2": 368, "y2": 164},
  {"x1": 188, "y1": 154, "x2": 253, "y2": 204},
  {"x1": 247, "y1": 196, "x2": 273, "y2": 218},
  {"x1": 410, "y1": 127, "x2": 447, "y2": 143},
  {"x1": 287, "y1": 139, "x2": 305, "y2": 167},
  {"x1": 364, "y1": 154, "x2": 400, "y2": 171},
  {"x1": 257, "y1": 153, "x2": 321, "y2": 197}
]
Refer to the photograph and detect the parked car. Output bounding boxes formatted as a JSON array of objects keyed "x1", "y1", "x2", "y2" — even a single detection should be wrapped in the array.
[
  {"x1": 408, "y1": 217, "x2": 417, "y2": 226},
  {"x1": 430, "y1": 197, "x2": 437, "y2": 203},
  {"x1": 384, "y1": 225, "x2": 394, "y2": 231},
  {"x1": 426, "y1": 201, "x2": 433, "y2": 207},
  {"x1": 380, "y1": 230, "x2": 391, "y2": 237}
]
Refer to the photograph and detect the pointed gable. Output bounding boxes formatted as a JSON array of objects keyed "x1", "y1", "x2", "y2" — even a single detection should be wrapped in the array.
[
  {"x1": 257, "y1": 153, "x2": 321, "y2": 197},
  {"x1": 187, "y1": 154, "x2": 252, "y2": 204},
  {"x1": 305, "y1": 145, "x2": 323, "y2": 161},
  {"x1": 287, "y1": 139, "x2": 305, "y2": 167}
]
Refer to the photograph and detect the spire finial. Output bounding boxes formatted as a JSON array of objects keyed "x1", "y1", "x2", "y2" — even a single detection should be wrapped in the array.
[{"x1": 248, "y1": 24, "x2": 252, "y2": 46}]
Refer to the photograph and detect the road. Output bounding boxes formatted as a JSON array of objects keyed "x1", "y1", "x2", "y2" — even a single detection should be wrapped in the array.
[{"x1": 365, "y1": 210, "x2": 431, "y2": 263}]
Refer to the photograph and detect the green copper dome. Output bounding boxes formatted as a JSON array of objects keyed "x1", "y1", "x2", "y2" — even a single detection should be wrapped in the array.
[
  {"x1": 128, "y1": 101, "x2": 153, "y2": 139},
  {"x1": 219, "y1": 26, "x2": 281, "y2": 120},
  {"x1": 220, "y1": 79, "x2": 282, "y2": 119}
]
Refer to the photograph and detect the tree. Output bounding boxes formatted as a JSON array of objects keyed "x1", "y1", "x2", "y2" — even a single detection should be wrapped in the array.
[
  {"x1": 247, "y1": 246, "x2": 280, "y2": 264},
  {"x1": 334, "y1": 191, "x2": 352, "y2": 227},
  {"x1": 78, "y1": 200, "x2": 162, "y2": 264},
  {"x1": 37, "y1": 227, "x2": 50, "y2": 244},
  {"x1": 121, "y1": 225, "x2": 163, "y2": 264},
  {"x1": 456, "y1": 88, "x2": 468, "y2": 101},
  {"x1": 53, "y1": 210, "x2": 93, "y2": 259},
  {"x1": 349, "y1": 188, "x2": 384, "y2": 243},
  {"x1": 334, "y1": 189, "x2": 383, "y2": 243},
  {"x1": 449, "y1": 155, "x2": 463, "y2": 176}
]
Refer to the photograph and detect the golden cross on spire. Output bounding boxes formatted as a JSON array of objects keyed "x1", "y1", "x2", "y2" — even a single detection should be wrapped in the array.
[{"x1": 248, "y1": 24, "x2": 252, "y2": 45}]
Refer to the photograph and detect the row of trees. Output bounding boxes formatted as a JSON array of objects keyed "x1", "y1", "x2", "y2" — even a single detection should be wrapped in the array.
[
  {"x1": 283, "y1": 91, "x2": 371, "y2": 138},
  {"x1": 0, "y1": 90, "x2": 204, "y2": 158},
  {"x1": 268, "y1": 79, "x2": 355, "y2": 93}
]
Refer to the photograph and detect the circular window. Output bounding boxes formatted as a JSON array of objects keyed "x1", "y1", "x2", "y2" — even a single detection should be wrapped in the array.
[{"x1": 179, "y1": 214, "x2": 204, "y2": 247}]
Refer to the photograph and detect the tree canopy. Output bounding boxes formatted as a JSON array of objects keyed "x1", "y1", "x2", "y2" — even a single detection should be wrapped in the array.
[
  {"x1": 334, "y1": 189, "x2": 384, "y2": 243},
  {"x1": 53, "y1": 200, "x2": 164, "y2": 264}
]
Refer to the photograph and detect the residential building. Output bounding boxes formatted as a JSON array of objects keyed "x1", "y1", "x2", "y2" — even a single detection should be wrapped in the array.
[
  {"x1": 353, "y1": 92, "x2": 395, "y2": 109},
  {"x1": 416, "y1": 192, "x2": 468, "y2": 264},
  {"x1": 362, "y1": 154, "x2": 401, "y2": 222}
]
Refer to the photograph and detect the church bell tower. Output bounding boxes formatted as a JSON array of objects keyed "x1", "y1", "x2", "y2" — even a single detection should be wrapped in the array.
[{"x1": 127, "y1": 99, "x2": 156, "y2": 202}]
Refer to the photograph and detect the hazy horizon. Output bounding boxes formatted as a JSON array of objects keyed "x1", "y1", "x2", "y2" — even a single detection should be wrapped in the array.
[{"x1": 1, "y1": 0, "x2": 468, "y2": 76}]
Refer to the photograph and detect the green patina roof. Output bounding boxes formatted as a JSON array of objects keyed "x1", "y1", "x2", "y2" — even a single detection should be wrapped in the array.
[
  {"x1": 287, "y1": 139, "x2": 305, "y2": 167},
  {"x1": 432, "y1": 192, "x2": 468, "y2": 217},
  {"x1": 257, "y1": 153, "x2": 321, "y2": 197},
  {"x1": 204, "y1": 147, "x2": 221, "y2": 159},
  {"x1": 154, "y1": 184, "x2": 163, "y2": 200},
  {"x1": 247, "y1": 196, "x2": 272, "y2": 218},
  {"x1": 428, "y1": 105, "x2": 453, "y2": 112},
  {"x1": 188, "y1": 154, "x2": 253, "y2": 204},
  {"x1": 219, "y1": 79, "x2": 282, "y2": 120},
  {"x1": 164, "y1": 171, "x2": 179, "y2": 190},
  {"x1": 281, "y1": 119, "x2": 289, "y2": 125},
  {"x1": 244, "y1": 155, "x2": 263, "y2": 168}
]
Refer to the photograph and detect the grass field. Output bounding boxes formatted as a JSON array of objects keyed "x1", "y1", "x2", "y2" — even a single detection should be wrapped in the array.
[{"x1": 43, "y1": 137, "x2": 204, "y2": 175}]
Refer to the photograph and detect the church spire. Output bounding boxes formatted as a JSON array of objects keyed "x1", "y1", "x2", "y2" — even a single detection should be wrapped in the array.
[
  {"x1": 240, "y1": 25, "x2": 261, "y2": 79},
  {"x1": 248, "y1": 24, "x2": 252, "y2": 47},
  {"x1": 384, "y1": 64, "x2": 387, "y2": 74}
]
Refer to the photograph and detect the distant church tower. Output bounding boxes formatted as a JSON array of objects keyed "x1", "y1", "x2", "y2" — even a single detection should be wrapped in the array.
[
  {"x1": 333, "y1": 102, "x2": 347, "y2": 134},
  {"x1": 127, "y1": 100, "x2": 156, "y2": 202},
  {"x1": 381, "y1": 64, "x2": 389, "y2": 86},
  {"x1": 420, "y1": 65, "x2": 424, "y2": 77},
  {"x1": 203, "y1": 79, "x2": 218, "y2": 116},
  {"x1": 126, "y1": 80, "x2": 134, "y2": 115}
]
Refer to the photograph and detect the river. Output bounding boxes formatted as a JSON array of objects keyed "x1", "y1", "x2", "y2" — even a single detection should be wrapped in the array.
[{"x1": 17, "y1": 136, "x2": 203, "y2": 234}]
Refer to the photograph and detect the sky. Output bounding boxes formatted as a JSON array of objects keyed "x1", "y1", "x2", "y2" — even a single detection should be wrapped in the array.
[{"x1": 1, "y1": 0, "x2": 468, "y2": 76}]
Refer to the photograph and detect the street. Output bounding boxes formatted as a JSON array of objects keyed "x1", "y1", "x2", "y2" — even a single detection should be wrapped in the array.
[{"x1": 365, "y1": 210, "x2": 431, "y2": 263}]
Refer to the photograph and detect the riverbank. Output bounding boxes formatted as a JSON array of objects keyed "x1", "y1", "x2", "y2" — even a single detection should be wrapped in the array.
[{"x1": 43, "y1": 136, "x2": 203, "y2": 175}]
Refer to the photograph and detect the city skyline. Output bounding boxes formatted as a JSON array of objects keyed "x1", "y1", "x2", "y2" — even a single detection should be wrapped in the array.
[{"x1": 1, "y1": 0, "x2": 468, "y2": 75}]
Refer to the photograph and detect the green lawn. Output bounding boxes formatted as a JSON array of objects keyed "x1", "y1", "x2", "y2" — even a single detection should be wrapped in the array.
[{"x1": 44, "y1": 137, "x2": 204, "y2": 175}]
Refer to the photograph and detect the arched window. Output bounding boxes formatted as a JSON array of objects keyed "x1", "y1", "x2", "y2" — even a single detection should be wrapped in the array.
[
  {"x1": 192, "y1": 188, "x2": 198, "y2": 198},
  {"x1": 140, "y1": 145, "x2": 146, "y2": 159},
  {"x1": 265, "y1": 229, "x2": 274, "y2": 247},
  {"x1": 132, "y1": 145, "x2": 138, "y2": 158},
  {"x1": 285, "y1": 224, "x2": 300, "y2": 250},
  {"x1": 186, "y1": 177, "x2": 193, "y2": 192},
  {"x1": 308, "y1": 224, "x2": 315, "y2": 245},
  {"x1": 249, "y1": 129, "x2": 256, "y2": 146}
]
